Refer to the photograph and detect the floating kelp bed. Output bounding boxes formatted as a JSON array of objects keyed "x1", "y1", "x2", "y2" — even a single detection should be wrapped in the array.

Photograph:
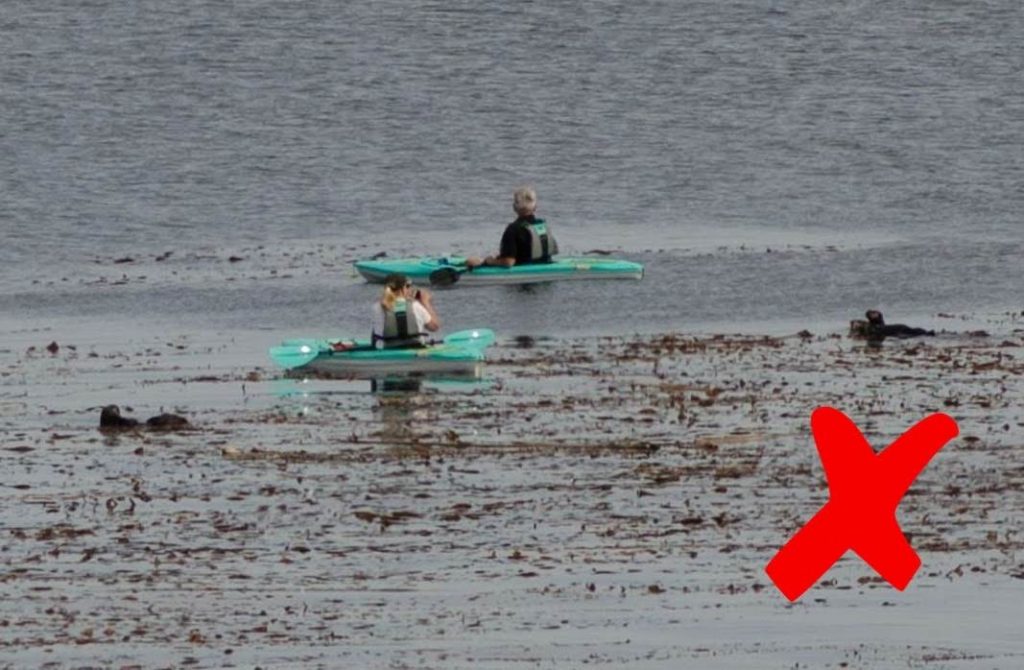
[{"x1": 1, "y1": 324, "x2": 1022, "y2": 667}]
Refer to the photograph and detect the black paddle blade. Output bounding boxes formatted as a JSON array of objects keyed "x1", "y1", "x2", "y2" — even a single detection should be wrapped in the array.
[{"x1": 428, "y1": 267, "x2": 460, "y2": 286}]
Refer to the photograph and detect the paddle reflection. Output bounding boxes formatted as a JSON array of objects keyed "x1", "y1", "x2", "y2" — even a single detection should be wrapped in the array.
[{"x1": 372, "y1": 377, "x2": 427, "y2": 442}]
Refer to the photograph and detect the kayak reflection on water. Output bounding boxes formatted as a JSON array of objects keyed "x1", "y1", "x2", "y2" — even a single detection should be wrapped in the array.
[{"x1": 371, "y1": 377, "x2": 423, "y2": 393}]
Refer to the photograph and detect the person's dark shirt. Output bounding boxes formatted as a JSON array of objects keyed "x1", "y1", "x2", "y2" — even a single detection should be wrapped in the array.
[{"x1": 499, "y1": 215, "x2": 549, "y2": 264}]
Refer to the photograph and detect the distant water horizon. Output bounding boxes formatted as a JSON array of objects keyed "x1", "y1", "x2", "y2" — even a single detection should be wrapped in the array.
[{"x1": 2, "y1": 0, "x2": 1021, "y2": 336}]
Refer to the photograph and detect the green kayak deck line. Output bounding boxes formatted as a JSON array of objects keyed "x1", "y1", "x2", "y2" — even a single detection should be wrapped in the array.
[
  {"x1": 269, "y1": 329, "x2": 494, "y2": 377},
  {"x1": 354, "y1": 255, "x2": 644, "y2": 286}
]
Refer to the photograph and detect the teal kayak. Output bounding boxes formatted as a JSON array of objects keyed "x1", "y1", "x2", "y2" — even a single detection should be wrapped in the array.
[
  {"x1": 354, "y1": 255, "x2": 644, "y2": 287},
  {"x1": 269, "y1": 329, "x2": 494, "y2": 377}
]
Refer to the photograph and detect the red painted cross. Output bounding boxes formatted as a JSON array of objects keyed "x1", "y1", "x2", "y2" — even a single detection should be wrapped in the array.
[{"x1": 766, "y1": 406, "x2": 959, "y2": 601}]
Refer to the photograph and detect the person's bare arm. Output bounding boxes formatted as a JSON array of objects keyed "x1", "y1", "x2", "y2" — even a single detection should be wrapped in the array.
[
  {"x1": 483, "y1": 255, "x2": 515, "y2": 268},
  {"x1": 415, "y1": 289, "x2": 441, "y2": 331},
  {"x1": 467, "y1": 224, "x2": 519, "y2": 269},
  {"x1": 465, "y1": 255, "x2": 515, "y2": 269}
]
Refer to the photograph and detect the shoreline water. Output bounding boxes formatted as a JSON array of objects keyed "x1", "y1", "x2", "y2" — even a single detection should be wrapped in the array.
[{"x1": 3, "y1": 234, "x2": 1022, "y2": 346}]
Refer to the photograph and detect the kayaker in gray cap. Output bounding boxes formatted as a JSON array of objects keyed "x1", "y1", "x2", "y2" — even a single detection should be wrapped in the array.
[
  {"x1": 372, "y1": 273, "x2": 440, "y2": 348},
  {"x1": 465, "y1": 186, "x2": 559, "y2": 269}
]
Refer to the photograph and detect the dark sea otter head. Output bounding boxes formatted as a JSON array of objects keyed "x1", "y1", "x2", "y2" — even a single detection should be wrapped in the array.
[
  {"x1": 100, "y1": 404, "x2": 139, "y2": 429},
  {"x1": 865, "y1": 309, "x2": 885, "y2": 326}
]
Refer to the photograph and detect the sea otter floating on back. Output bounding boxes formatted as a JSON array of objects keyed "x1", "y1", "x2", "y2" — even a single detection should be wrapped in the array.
[
  {"x1": 99, "y1": 405, "x2": 190, "y2": 431},
  {"x1": 849, "y1": 310, "x2": 935, "y2": 341}
]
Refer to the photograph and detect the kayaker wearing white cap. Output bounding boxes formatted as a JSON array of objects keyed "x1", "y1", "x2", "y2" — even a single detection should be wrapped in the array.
[
  {"x1": 372, "y1": 273, "x2": 440, "y2": 349},
  {"x1": 465, "y1": 186, "x2": 559, "y2": 269}
]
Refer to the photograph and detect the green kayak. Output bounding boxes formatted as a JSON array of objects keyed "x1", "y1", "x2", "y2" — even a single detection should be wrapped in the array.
[
  {"x1": 269, "y1": 329, "x2": 495, "y2": 377},
  {"x1": 354, "y1": 255, "x2": 644, "y2": 287}
]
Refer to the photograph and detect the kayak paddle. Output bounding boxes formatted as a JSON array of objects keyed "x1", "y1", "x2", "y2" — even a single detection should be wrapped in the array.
[
  {"x1": 442, "y1": 328, "x2": 495, "y2": 348},
  {"x1": 269, "y1": 342, "x2": 325, "y2": 370}
]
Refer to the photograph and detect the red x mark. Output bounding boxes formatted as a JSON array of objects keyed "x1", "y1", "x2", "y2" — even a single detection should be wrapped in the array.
[{"x1": 766, "y1": 406, "x2": 959, "y2": 601}]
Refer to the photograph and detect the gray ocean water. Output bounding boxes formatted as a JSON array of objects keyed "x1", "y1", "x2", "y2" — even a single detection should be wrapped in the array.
[{"x1": 2, "y1": 0, "x2": 1022, "y2": 338}]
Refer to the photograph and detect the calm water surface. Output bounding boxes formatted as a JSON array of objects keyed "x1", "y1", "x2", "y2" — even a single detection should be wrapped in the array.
[
  {"x1": 2, "y1": 0, "x2": 1021, "y2": 336},
  {"x1": 1, "y1": 6, "x2": 1023, "y2": 666}
]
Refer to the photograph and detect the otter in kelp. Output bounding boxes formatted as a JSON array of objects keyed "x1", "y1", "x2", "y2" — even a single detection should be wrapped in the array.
[
  {"x1": 99, "y1": 405, "x2": 190, "y2": 431},
  {"x1": 849, "y1": 310, "x2": 935, "y2": 341}
]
